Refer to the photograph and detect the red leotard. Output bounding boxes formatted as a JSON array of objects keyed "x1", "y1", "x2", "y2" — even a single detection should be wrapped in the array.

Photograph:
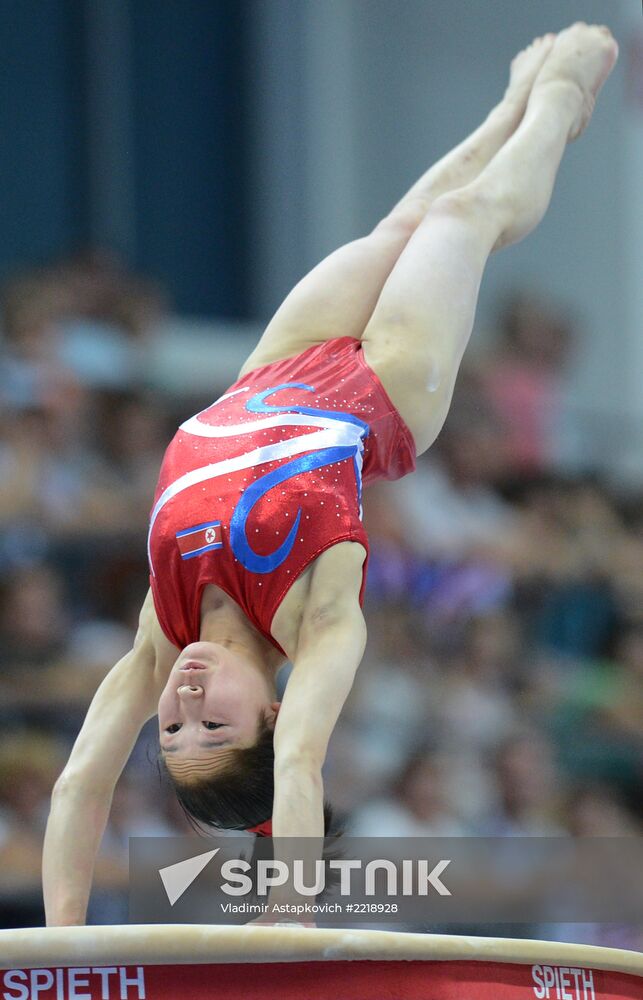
[{"x1": 148, "y1": 337, "x2": 416, "y2": 654}]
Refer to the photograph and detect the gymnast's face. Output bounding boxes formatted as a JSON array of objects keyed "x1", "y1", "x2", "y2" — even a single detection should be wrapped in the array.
[{"x1": 157, "y1": 642, "x2": 279, "y2": 774}]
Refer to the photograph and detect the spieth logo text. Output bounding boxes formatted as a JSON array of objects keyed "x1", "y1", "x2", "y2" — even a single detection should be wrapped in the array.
[
  {"x1": 532, "y1": 965, "x2": 595, "y2": 1000},
  {"x1": 2, "y1": 967, "x2": 145, "y2": 1000}
]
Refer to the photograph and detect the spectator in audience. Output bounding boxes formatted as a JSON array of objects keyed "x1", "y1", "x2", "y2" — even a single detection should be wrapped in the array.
[
  {"x1": 349, "y1": 746, "x2": 468, "y2": 837},
  {"x1": 566, "y1": 784, "x2": 641, "y2": 835},
  {"x1": 383, "y1": 378, "x2": 515, "y2": 563},
  {"x1": 0, "y1": 564, "x2": 69, "y2": 670},
  {"x1": 475, "y1": 291, "x2": 574, "y2": 474},
  {"x1": 483, "y1": 734, "x2": 565, "y2": 835}
]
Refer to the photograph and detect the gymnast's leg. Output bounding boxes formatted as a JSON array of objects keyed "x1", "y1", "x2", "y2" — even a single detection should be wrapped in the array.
[
  {"x1": 361, "y1": 23, "x2": 618, "y2": 455},
  {"x1": 240, "y1": 35, "x2": 555, "y2": 375}
]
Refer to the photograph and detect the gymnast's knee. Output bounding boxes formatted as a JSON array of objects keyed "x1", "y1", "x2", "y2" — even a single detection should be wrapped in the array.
[
  {"x1": 371, "y1": 205, "x2": 425, "y2": 242},
  {"x1": 428, "y1": 184, "x2": 506, "y2": 225}
]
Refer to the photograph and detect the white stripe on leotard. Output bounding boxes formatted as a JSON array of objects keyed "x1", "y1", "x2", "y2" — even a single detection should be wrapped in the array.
[{"x1": 147, "y1": 415, "x2": 365, "y2": 575}]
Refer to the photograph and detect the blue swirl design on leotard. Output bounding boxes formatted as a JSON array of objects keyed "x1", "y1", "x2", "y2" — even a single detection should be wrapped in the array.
[
  {"x1": 230, "y1": 445, "x2": 356, "y2": 573},
  {"x1": 245, "y1": 382, "x2": 370, "y2": 432},
  {"x1": 147, "y1": 381, "x2": 370, "y2": 578},
  {"x1": 230, "y1": 384, "x2": 369, "y2": 574}
]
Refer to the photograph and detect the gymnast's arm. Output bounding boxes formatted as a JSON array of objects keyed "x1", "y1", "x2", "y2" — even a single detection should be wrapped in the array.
[
  {"x1": 42, "y1": 590, "x2": 176, "y2": 926},
  {"x1": 271, "y1": 596, "x2": 367, "y2": 838}
]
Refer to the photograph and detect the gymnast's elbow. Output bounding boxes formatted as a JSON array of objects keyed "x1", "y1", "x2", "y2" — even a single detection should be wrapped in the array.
[
  {"x1": 51, "y1": 766, "x2": 109, "y2": 801},
  {"x1": 274, "y1": 742, "x2": 326, "y2": 778}
]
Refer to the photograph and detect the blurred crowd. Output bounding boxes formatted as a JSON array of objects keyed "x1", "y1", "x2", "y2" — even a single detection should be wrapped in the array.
[{"x1": 0, "y1": 255, "x2": 641, "y2": 944}]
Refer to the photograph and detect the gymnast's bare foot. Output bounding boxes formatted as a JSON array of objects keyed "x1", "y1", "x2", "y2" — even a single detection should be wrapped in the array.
[
  {"x1": 533, "y1": 22, "x2": 619, "y2": 141},
  {"x1": 504, "y1": 34, "x2": 556, "y2": 112}
]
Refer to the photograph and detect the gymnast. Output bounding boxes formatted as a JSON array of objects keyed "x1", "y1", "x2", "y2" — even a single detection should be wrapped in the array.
[{"x1": 43, "y1": 23, "x2": 618, "y2": 925}]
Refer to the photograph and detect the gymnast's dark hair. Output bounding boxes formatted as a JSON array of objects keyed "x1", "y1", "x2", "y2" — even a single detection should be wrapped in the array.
[{"x1": 161, "y1": 711, "x2": 340, "y2": 837}]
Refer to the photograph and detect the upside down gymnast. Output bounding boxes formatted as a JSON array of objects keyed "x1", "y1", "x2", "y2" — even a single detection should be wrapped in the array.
[{"x1": 43, "y1": 24, "x2": 618, "y2": 925}]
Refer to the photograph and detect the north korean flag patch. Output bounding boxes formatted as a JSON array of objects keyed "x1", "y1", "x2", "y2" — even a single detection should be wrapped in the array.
[{"x1": 176, "y1": 520, "x2": 223, "y2": 559}]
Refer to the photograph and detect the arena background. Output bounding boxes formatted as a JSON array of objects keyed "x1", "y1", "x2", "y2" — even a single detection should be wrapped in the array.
[{"x1": 0, "y1": 0, "x2": 641, "y2": 944}]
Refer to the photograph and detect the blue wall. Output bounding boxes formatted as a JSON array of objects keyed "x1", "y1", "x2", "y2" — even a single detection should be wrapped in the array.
[
  {"x1": 0, "y1": 1, "x2": 85, "y2": 274},
  {"x1": 0, "y1": 0, "x2": 250, "y2": 315},
  {"x1": 130, "y1": 1, "x2": 250, "y2": 314}
]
